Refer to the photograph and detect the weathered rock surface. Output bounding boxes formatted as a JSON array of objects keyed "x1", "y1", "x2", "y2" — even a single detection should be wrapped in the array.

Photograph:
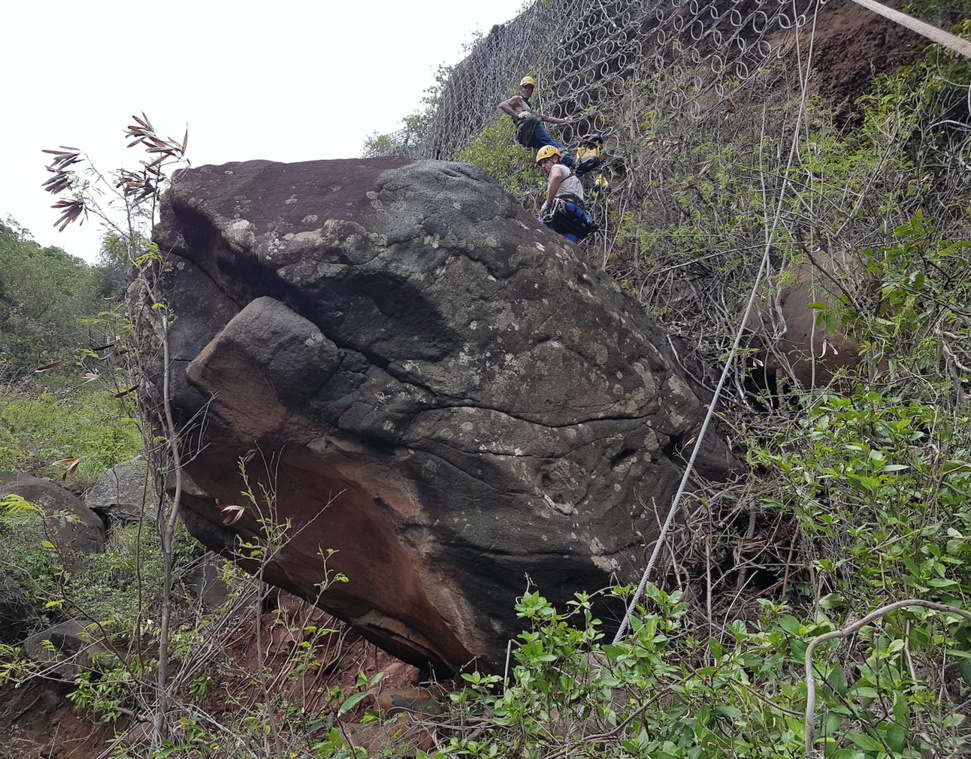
[
  {"x1": 84, "y1": 456, "x2": 161, "y2": 525},
  {"x1": 152, "y1": 157, "x2": 731, "y2": 671},
  {"x1": 0, "y1": 474, "x2": 105, "y2": 642}
]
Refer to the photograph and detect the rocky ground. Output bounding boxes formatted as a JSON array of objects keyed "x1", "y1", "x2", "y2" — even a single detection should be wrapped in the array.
[{"x1": 1, "y1": 590, "x2": 420, "y2": 759}]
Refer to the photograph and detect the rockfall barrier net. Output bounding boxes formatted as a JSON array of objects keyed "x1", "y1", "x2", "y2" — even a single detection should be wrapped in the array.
[
  {"x1": 369, "y1": 0, "x2": 820, "y2": 161},
  {"x1": 366, "y1": 0, "x2": 971, "y2": 374}
]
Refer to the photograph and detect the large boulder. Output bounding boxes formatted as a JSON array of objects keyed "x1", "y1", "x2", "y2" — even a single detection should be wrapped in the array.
[{"x1": 151, "y1": 157, "x2": 731, "y2": 672}]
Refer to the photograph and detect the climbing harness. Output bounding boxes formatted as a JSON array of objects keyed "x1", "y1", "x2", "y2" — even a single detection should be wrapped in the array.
[{"x1": 546, "y1": 194, "x2": 597, "y2": 240}]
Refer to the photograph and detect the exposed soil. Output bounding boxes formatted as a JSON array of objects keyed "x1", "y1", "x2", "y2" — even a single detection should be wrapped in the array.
[
  {"x1": 0, "y1": 591, "x2": 422, "y2": 759},
  {"x1": 798, "y1": 0, "x2": 926, "y2": 120}
]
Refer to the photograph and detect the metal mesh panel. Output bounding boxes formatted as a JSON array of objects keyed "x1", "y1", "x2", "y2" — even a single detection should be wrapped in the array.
[{"x1": 367, "y1": 0, "x2": 819, "y2": 161}]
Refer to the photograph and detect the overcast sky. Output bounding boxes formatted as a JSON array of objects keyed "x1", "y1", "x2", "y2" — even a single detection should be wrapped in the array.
[{"x1": 2, "y1": 0, "x2": 527, "y2": 264}]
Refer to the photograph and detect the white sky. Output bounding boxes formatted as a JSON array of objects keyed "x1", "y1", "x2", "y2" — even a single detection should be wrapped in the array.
[{"x1": 2, "y1": 0, "x2": 527, "y2": 264}]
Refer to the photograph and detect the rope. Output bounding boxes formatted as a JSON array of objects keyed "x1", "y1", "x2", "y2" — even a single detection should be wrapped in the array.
[
  {"x1": 611, "y1": 0, "x2": 825, "y2": 644},
  {"x1": 849, "y1": 0, "x2": 971, "y2": 59},
  {"x1": 611, "y1": 246, "x2": 770, "y2": 642}
]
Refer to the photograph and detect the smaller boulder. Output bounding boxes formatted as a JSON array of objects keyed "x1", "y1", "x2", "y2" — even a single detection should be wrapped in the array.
[
  {"x1": 20, "y1": 619, "x2": 115, "y2": 680},
  {"x1": 0, "y1": 474, "x2": 106, "y2": 643},
  {"x1": 746, "y1": 258, "x2": 860, "y2": 389},
  {"x1": 181, "y1": 552, "x2": 231, "y2": 608},
  {"x1": 84, "y1": 457, "x2": 162, "y2": 525},
  {"x1": 1, "y1": 473, "x2": 105, "y2": 555}
]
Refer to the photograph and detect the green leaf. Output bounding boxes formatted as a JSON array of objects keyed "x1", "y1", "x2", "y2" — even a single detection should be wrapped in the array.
[
  {"x1": 708, "y1": 637, "x2": 724, "y2": 659},
  {"x1": 824, "y1": 711, "x2": 842, "y2": 734},
  {"x1": 819, "y1": 593, "x2": 845, "y2": 609},
  {"x1": 958, "y1": 659, "x2": 971, "y2": 688},
  {"x1": 827, "y1": 666, "x2": 848, "y2": 697},
  {"x1": 883, "y1": 723, "x2": 906, "y2": 753},
  {"x1": 846, "y1": 731, "x2": 883, "y2": 752},
  {"x1": 338, "y1": 691, "x2": 370, "y2": 715},
  {"x1": 892, "y1": 691, "x2": 910, "y2": 723},
  {"x1": 778, "y1": 615, "x2": 802, "y2": 635},
  {"x1": 603, "y1": 644, "x2": 629, "y2": 661},
  {"x1": 715, "y1": 705, "x2": 743, "y2": 719}
]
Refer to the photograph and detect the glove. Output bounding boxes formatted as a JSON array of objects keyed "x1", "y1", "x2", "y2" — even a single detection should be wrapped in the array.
[
  {"x1": 518, "y1": 111, "x2": 531, "y2": 119},
  {"x1": 540, "y1": 201, "x2": 551, "y2": 217}
]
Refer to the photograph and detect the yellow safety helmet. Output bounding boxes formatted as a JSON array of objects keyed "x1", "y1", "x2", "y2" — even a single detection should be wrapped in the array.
[
  {"x1": 520, "y1": 76, "x2": 536, "y2": 88},
  {"x1": 536, "y1": 145, "x2": 561, "y2": 163}
]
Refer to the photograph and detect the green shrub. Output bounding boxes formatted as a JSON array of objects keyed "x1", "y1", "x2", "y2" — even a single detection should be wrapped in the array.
[
  {"x1": 0, "y1": 382, "x2": 141, "y2": 487},
  {"x1": 443, "y1": 586, "x2": 968, "y2": 758},
  {"x1": 457, "y1": 117, "x2": 544, "y2": 201}
]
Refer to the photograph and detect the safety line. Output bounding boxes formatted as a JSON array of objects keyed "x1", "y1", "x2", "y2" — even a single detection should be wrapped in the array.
[
  {"x1": 850, "y1": 0, "x2": 971, "y2": 59},
  {"x1": 611, "y1": 0, "x2": 825, "y2": 645}
]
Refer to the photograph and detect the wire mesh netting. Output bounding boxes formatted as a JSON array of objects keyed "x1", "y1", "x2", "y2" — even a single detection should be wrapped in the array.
[
  {"x1": 365, "y1": 0, "x2": 971, "y2": 382},
  {"x1": 369, "y1": 0, "x2": 820, "y2": 161}
]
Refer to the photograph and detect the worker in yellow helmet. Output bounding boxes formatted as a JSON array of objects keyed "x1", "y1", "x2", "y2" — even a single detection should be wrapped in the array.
[
  {"x1": 499, "y1": 76, "x2": 575, "y2": 168},
  {"x1": 536, "y1": 145, "x2": 595, "y2": 242}
]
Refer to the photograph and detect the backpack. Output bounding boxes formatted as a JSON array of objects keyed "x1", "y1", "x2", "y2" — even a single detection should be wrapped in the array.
[
  {"x1": 549, "y1": 195, "x2": 598, "y2": 241},
  {"x1": 575, "y1": 134, "x2": 604, "y2": 176},
  {"x1": 515, "y1": 114, "x2": 541, "y2": 147}
]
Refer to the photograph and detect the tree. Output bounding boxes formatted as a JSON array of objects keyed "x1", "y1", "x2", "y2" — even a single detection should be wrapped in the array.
[
  {"x1": 361, "y1": 63, "x2": 453, "y2": 157},
  {"x1": 0, "y1": 219, "x2": 110, "y2": 373}
]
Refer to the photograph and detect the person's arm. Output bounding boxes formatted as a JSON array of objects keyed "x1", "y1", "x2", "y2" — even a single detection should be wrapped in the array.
[
  {"x1": 499, "y1": 95, "x2": 525, "y2": 118},
  {"x1": 543, "y1": 166, "x2": 567, "y2": 211},
  {"x1": 538, "y1": 114, "x2": 569, "y2": 125}
]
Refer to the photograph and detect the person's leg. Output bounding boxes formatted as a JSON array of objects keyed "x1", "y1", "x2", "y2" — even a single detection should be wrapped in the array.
[
  {"x1": 531, "y1": 126, "x2": 575, "y2": 168},
  {"x1": 542, "y1": 219, "x2": 578, "y2": 243}
]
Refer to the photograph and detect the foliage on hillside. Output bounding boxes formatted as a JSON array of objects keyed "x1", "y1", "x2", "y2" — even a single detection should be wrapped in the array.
[
  {"x1": 0, "y1": 220, "x2": 116, "y2": 374},
  {"x1": 352, "y1": 23, "x2": 971, "y2": 759},
  {"x1": 0, "y1": 380, "x2": 141, "y2": 485}
]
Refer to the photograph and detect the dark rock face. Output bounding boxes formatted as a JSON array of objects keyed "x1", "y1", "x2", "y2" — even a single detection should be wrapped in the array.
[
  {"x1": 153, "y1": 157, "x2": 730, "y2": 671},
  {"x1": 0, "y1": 474, "x2": 106, "y2": 642},
  {"x1": 0, "y1": 474, "x2": 105, "y2": 555}
]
